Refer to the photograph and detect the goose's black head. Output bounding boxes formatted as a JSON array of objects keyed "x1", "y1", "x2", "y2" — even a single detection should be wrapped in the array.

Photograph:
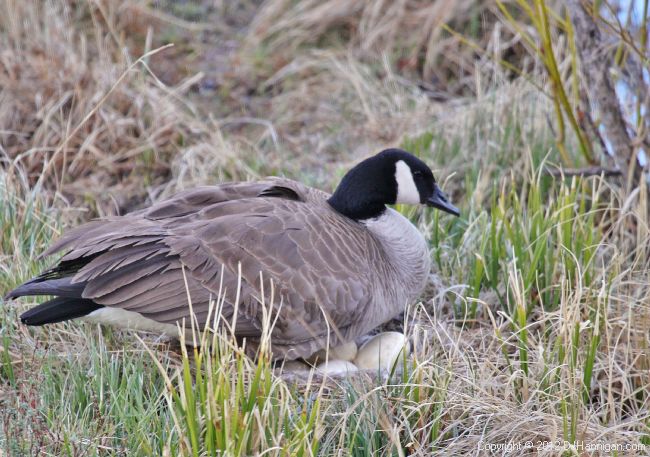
[{"x1": 327, "y1": 148, "x2": 460, "y2": 221}]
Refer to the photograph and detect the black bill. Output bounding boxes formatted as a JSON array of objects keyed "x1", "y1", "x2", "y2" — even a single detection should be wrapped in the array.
[{"x1": 426, "y1": 185, "x2": 460, "y2": 216}]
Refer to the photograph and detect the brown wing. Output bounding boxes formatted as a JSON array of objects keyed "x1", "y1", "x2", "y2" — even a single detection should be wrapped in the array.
[
  {"x1": 42, "y1": 179, "x2": 379, "y2": 357},
  {"x1": 163, "y1": 197, "x2": 377, "y2": 346}
]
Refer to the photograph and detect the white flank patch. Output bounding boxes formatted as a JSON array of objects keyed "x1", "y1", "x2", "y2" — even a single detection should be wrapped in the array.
[
  {"x1": 394, "y1": 160, "x2": 420, "y2": 204},
  {"x1": 82, "y1": 307, "x2": 181, "y2": 338}
]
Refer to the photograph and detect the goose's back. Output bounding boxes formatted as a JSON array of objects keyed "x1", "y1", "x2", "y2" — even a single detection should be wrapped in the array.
[{"x1": 40, "y1": 178, "x2": 396, "y2": 359}]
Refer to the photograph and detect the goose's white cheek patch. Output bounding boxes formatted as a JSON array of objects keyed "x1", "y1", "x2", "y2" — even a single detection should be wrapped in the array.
[{"x1": 394, "y1": 160, "x2": 420, "y2": 204}]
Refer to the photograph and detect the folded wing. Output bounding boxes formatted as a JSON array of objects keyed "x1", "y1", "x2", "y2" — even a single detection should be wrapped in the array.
[{"x1": 9, "y1": 179, "x2": 379, "y2": 358}]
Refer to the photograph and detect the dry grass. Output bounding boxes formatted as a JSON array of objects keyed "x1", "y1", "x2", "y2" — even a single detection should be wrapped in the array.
[
  {"x1": 0, "y1": 0, "x2": 249, "y2": 216},
  {"x1": 246, "y1": 0, "x2": 508, "y2": 87},
  {"x1": 1, "y1": 0, "x2": 650, "y2": 455}
]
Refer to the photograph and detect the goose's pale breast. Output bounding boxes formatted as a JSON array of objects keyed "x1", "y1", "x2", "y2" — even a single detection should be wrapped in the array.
[{"x1": 359, "y1": 208, "x2": 431, "y2": 329}]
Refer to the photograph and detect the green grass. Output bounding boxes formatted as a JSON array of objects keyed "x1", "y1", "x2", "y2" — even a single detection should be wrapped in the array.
[
  {"x1": 3, "y1": 92, "x2": 649, "y2": 454},
  {"x1": 2, "y1": 0, "x2": 650, "y2": 454},
  {"x1": 0, "y1": 175, "x2": 176, "y2": 455},
  {"x1": 151, "y1": 331, "x2": 322, "y2": 456}
]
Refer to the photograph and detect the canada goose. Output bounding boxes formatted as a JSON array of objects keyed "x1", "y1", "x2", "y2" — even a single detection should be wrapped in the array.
[{"x1": 6, "y1": 149, "x2": 459, "y2": 360}]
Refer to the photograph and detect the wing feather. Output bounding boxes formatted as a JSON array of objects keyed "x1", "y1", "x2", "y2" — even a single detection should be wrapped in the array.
[{"x1": 33, "y1": 179, "x2": 380, "y2": 358}]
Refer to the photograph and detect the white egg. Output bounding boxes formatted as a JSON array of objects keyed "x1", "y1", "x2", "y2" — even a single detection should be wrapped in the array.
[
  {"x1": 309, "y1": 340, "x2": 358, "y2": 364},
  {"x1": 316, "y1": 359, "x2": 359, "y2": 375},
  {"x1": 282, "y1": 360, "x2": 311, "y2": 372},
  {"x1": 354, "y1": 332, "x2": 409, "y2": 371}
]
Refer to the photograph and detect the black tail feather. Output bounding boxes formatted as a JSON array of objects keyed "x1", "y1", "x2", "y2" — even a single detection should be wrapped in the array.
[
  {"x1": 5, "y1": 277, "x2": 85, "y2": 300},
  {"x1": 19, "y1": 297, "x2": 103, "y2": 326},
  {"x1": 5, "y1": 253, "x2": 105, "y2": 326}
]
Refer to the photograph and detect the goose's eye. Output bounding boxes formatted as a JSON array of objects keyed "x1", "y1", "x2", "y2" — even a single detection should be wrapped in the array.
[{"x1": 413, "y1": 171, "x2": 423, "y2": 179}]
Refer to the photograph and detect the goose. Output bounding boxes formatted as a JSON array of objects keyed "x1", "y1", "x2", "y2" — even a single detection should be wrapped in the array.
[{"x1": 5, "y1": 149, "x2": 459, "y2": 360}]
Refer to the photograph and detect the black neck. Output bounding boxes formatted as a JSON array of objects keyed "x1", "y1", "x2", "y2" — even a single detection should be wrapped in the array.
[
  {"x1": 327, "y1": 155, "x2": 396, "y2": 221},
  {"x1": 327, "y1": 194, "x2": 387, "y2": 220}
]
